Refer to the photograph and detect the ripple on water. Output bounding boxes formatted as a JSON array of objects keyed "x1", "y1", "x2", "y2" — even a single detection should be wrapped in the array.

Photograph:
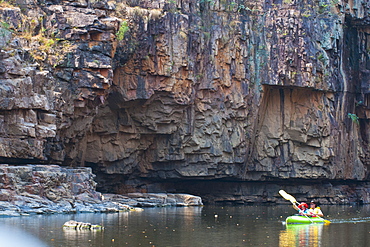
[{"x1": 329, "y1": 216, "x2": 370, "y2": 224}]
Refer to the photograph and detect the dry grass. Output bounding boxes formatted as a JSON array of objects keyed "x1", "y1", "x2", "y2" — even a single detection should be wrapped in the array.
[
  {"x1": 0, "y1": 0, "x2": 15, "y2": 8},
  {"x1": 15, "y1": 15, "x2": 74, "y2": 65}
]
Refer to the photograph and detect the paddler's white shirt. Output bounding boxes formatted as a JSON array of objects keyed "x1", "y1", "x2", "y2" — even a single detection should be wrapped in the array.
[{"x1": 309, "y1": 207, "x2": 323, "y2": 216}]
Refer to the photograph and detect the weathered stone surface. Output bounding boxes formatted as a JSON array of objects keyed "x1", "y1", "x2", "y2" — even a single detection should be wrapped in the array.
[
  {"x1": 0, "y1": 0, "x2": 368, "y2": 204},
  {"x1": 103, "y1": 192, "x2": 203, "y2": 207},
  {"x1": 0, "y1": 164, "x2": 202, "y2": 216}
]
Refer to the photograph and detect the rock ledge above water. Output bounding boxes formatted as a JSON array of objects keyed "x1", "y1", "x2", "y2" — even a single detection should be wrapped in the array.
[{"x1": 0, "y1": 165, "x2": 203, "y2": 217}]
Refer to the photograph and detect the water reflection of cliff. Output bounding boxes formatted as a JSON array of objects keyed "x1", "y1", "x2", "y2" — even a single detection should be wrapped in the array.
[{"x1": 279, "y1": 224, "x2": 323, "y2": 247}]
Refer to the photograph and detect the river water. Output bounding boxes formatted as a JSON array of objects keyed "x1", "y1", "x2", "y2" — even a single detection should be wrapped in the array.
[{"x1": 0, "y1": 204, "x2": 369, "y2": 247}]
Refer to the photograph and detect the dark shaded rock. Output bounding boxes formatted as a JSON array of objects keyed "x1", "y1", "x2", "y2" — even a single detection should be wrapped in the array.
[{"x1": 0, "y1": 6, "x2": 21, "y2": 30}]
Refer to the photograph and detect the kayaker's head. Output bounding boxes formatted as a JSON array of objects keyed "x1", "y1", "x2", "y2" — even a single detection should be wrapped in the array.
[
  {"x1": 310, "y1": 201, "x2": 317, "y2": 208},
  {"x1": 298, "y1": 203, "x2": 308, "y2": 209}
]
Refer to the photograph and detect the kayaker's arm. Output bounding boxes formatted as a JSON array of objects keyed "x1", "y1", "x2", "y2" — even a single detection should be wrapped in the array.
[
  {"x1": 293, "y1": 205, "x2": 306, "y2": 215},
  {"x1": 293, "y1": 204, "x2": 308, "y2": 214},
  {"x1": 310, "y1": 212, "x2": 323, "y2": 217},
  {"x1": 293, "y1": 203, "x2": 312, "y2": 216}
]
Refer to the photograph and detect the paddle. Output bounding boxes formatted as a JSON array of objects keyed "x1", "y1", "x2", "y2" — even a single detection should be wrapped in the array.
[
  {"x1": 279, "y1": 190, "x2": 331, "y2": 224},
  {"x1": 279, "y1": 190, "x2": 298, "y2": 204},
  {"x1": 279, "y1": 190, "x2": 314, "y2": 223}
]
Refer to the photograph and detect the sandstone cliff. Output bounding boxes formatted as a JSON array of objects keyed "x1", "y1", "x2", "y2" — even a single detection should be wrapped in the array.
[{"x1": 0, "y1": 0, "x2": 369, "y2": 204}]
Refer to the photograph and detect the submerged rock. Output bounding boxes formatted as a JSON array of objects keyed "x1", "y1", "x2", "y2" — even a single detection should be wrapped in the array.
[{"x1": 63, "y1": 220, "x2": 103, "y2": 230}]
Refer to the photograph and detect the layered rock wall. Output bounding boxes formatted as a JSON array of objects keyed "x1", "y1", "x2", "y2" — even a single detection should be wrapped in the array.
[
  {"x1": 0, "y1": 164, "x2": 202, "y2": 216},
  {"x1": 0, "y1": 0, "x2": 369, "y2": 203}
]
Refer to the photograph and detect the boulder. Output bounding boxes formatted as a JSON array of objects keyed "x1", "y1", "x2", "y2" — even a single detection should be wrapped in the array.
[{"x1": 63, "y1": 220, "x2": 103, "y2": 230}]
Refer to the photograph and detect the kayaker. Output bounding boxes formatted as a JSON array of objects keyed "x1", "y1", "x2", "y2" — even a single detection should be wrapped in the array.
[
  {"x1": 293, "y1": 202, "x2": 310, "y2": 216},
  {"x1": 308, "y1": 201, "x2": 324, "y2": 217}
]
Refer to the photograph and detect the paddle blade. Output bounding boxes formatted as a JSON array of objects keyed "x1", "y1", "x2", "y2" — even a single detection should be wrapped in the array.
[
  {"x1": 324, "y1": 220, "x2": 331, "y2": 225},
  {"x1": 279, "y1": 190, "x2": 297, "y2": 204}
]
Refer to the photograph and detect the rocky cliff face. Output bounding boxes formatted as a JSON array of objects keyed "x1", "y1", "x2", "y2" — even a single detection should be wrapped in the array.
[{"x1": 0, "y1": 0, "x2": 369, "y2": 204}]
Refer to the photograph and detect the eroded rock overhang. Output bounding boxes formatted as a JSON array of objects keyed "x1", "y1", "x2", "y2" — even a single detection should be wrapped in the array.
[{"x1": 0, "y1": 0, "x2": 369, "y2": 203}]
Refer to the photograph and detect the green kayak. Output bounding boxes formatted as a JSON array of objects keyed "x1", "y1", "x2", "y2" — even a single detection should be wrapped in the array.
[{"x1": 286, "y1": 215, "x2": 329, "y2": 224}]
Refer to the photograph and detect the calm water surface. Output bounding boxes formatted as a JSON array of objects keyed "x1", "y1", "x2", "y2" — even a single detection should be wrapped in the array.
[{"x1": 0, "y1": 205, "x2": 369, "y2": 247}]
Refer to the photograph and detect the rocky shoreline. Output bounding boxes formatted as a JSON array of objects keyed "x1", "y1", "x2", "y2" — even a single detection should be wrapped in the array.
[{"x1": 0, "y1": 165, "x2": 202, "y2": 217}]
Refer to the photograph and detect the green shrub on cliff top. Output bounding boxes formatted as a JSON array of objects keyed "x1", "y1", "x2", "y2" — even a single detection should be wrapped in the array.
[{"x1": 116, "y1": 20, "x2": 129, "y2": 41}]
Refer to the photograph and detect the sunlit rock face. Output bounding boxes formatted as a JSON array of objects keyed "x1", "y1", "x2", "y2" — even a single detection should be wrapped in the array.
[{"x1": 0, "y1": 0, "x2": 369, "y2": 203}]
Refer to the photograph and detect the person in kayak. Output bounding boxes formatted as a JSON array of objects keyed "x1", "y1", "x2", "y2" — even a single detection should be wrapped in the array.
[
  {"x1": 308, "y1": 201, "x2": 324, "y2": 217},
  {"x1": 293, "y1": 202, "x2": 310, "y2": 216}
]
